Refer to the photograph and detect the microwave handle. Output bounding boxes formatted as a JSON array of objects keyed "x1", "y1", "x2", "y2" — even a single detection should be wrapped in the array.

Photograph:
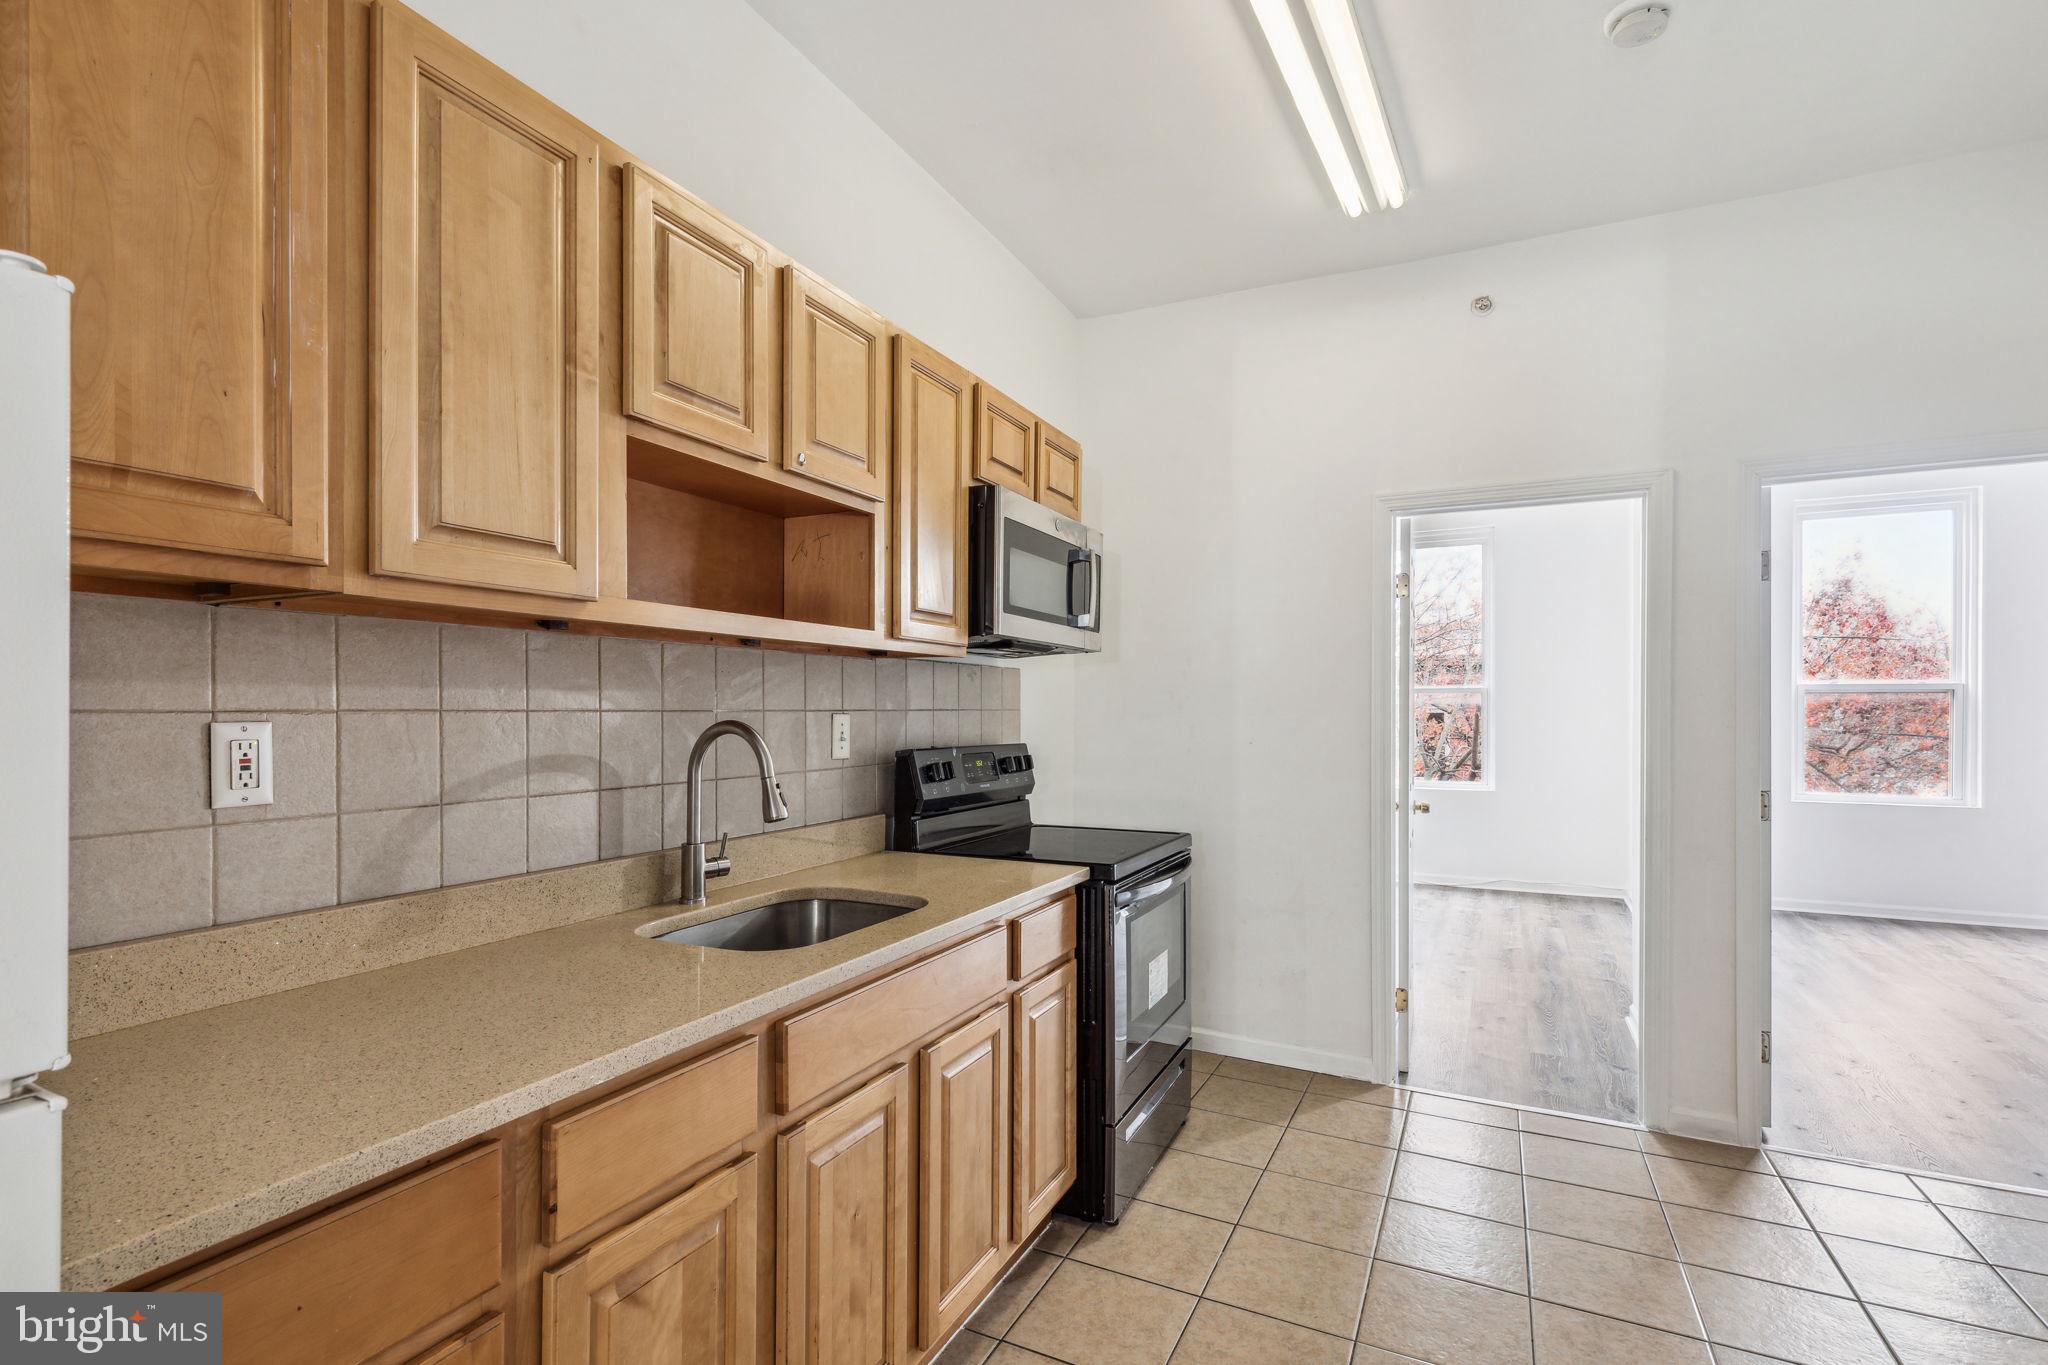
[{"x1": 1067, "y1": 552, "x2": 1097, "y2": 629}]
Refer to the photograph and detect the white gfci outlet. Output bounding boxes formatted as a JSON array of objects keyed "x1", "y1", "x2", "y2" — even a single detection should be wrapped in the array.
[
  {"x1": 832, "y1": 712, "x2": 852, "y2": 761},
  {"x1": 210, "y1": 720, "x2": 275, "y2": 808}
]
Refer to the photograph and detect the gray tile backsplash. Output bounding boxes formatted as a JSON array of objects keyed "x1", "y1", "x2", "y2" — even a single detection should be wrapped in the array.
[{"x1": 67, "y1": 593, "x2": 1023, "y2": 948}]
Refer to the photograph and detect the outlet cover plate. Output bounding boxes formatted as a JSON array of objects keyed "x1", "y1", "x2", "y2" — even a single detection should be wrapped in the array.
[{"x1": 209, "y1": 720, "x2": 275, "y2": 809}]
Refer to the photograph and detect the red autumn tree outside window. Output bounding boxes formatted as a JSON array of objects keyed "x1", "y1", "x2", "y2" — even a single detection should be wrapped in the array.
[
  {"x1": 1796, "y1": 498, "x2": 1969, "y2": 801},
  {"x1": 1411, "y1": 537, "x2": 1489, "y2": 785}
]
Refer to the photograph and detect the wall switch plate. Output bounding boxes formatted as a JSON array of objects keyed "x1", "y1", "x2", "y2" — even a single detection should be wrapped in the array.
[
  {"x1": 832, "y1": 712, "x2": 852, "y2": 761},
  {"x1": 209, "y1": 720, "x2": 274, "y2": 809}
]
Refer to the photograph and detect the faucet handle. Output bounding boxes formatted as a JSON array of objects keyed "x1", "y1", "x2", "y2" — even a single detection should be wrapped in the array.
[
  {"x1": 706, "y1": 831, "x2": 732, "y2": 881},
  {"x1": 713, "y1": 832, "x2": 729, "y2": 861}
]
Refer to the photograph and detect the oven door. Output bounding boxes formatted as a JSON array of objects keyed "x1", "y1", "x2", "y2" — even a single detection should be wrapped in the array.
[
  {"x1": 1111, "y1": 852, "x2": 1193, "y2": 1117},
  {"x1": 972, "y1": 484, "x2": 1103, "y2": 655}
]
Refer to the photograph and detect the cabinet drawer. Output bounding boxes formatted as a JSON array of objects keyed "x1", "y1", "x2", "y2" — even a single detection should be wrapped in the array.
[
  {"x1": 778, "y1": 926, "x2": 1007, "y2": 1112},
  {"x1": 543, "y1": 1037, "x2": 759, "y2": 1244},
  {"x1": 1009, "y1": 894, "x2": 1077, "y2": 982},
  {"x1": 160, "y1": 1144, "x2": 502, "y2": 1365},
  {"x1": 410, "y1": 1315, "x2": 502, "y2": 1365}
]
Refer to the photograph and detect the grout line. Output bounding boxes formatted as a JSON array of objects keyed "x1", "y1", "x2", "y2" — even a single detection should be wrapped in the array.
[{"x1": 1779, "y1": 1171, "x2": 1907, "y2": 1363}]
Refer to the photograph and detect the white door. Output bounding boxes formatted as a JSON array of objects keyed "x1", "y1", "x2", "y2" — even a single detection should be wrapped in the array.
[{"x1": 1393, "y1": 518, "x2": 1414, "y2": 1075}]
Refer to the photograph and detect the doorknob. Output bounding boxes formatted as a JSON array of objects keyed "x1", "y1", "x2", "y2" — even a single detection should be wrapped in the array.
[{"x1": 1412, "y1": 802, "x2": 1431, "y2": 814}]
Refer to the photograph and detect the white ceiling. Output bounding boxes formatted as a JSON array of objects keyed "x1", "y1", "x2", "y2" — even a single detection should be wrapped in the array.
[{"x1": 744, "y1": 0, "x2": 2048, "y2": 317}]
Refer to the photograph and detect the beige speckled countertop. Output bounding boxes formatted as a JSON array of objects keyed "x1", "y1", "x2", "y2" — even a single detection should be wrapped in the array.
[{"x1": 53, "y1": 851, "x2": 1085, "y2": 1290}]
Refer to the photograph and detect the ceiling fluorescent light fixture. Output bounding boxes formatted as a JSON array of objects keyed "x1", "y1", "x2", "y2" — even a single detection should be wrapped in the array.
[
  {"x1": 1250, "y1": 0, "x2": 1368, "y2": 217},
  {"x1": 1304, "y1": 0, "x2": 1406, "y2": 210}
]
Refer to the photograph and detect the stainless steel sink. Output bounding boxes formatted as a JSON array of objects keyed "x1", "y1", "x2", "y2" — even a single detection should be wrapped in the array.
[{"x1": 654, "y1": 897, "x2": 925, "y2": 951}]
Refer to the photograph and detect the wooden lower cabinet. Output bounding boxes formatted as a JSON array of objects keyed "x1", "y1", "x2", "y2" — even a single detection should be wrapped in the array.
[
  {"x1": 138, "y1": 905, "x2": 1079, "y2": 1365},
  {"x1": 778, "y1": 1065, "x2": 916, "y2": 1365},
  {"x1": 1011, "y1": 962, "x2": 1079, "y2": 1236},
  {"x1": 917, "y1": 1005, "x2": 1013, "y2": 1348},
  {"x1": 412, "y1": 1317, "x2": 505, "y2": 1365},
  {"x1": 542, "y1": 1156, "x2": 759, "y2": 1365}
]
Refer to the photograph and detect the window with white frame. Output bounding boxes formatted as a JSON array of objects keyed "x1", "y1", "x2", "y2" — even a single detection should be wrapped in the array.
[
  {"x1": 1793, "y1": 490, "x2": 1976, "y2": 803},
  {"x1": 1411, "y1": 530, "x2": 1492, "y2": 788}
]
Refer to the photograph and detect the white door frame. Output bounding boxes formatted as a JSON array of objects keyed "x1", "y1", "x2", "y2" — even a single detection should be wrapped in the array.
[
  {"x1": 1733, "y1": 428, "x2": 2048, "y2": 1144},
  {"x1": 1368, "y1": 470, "x2": 1676, "y2": 1130}
]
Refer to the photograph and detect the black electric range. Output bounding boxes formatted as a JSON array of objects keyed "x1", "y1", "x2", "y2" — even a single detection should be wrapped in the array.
[{"x1": 890, "y1": 743, "x2": 1193, "y2": 1223}]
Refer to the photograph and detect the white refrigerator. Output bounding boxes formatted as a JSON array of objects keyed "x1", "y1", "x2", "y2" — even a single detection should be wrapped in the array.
[{"x1": 0, "y1": 249, "x2": 73, "y2": 1291}]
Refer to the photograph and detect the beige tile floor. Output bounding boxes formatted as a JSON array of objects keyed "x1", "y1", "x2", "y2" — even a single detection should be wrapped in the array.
[{"x1": 937, "y1": 1051, "x2": 2048, "y2": 1365}]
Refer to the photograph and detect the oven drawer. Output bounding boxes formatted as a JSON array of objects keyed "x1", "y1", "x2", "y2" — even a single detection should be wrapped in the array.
[{"x1": 1110, "y1": 1047, "x2": 1190, "y2": 1223}]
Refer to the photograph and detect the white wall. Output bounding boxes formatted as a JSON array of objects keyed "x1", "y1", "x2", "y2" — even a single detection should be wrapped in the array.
[
  {"x1": 1771, "y1": 464, "x2": 2048, "y2": 929},
  {"x1": 1072, "y1": 140, "x2": 2048, "y2": 1130},
  {"x1": 398, "y1": 0, "x2": 1088, "y2": 794},
  {"x1": 1408, "y1": 501, "x2": 1640, "y2": 900}
]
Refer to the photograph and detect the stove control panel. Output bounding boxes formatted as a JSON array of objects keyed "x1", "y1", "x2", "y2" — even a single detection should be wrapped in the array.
[{"x1": 895, "y1": 744, "x2": 1034, "y2": 813}]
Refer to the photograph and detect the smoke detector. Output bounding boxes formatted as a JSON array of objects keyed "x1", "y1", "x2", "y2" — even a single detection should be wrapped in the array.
[{"x1": 1605, "y1": 4, "x2": 1671, "y2": 48}]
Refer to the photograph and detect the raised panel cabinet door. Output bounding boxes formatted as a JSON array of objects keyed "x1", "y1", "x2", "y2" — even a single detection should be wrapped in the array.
[
  {"x1": 890, "y1": 335, "x2": 971, "y2": 646},
  {"x1": 783, "y1": 266, "x2": 888, "y2": 500},
  {"x1": 1011, "y1": 961, "x2": 1078, "y2": 1237},
  {"x1": 918, "y1": 1003, "x2": 1012, "y2": 1348},
  {"x1": 1034, "y1": 422, "x2": 1082, "y2": 520},
  {"x1": 5, "y1": 0, "x2": 330, "y2": 564},
  {"x1": 778, "y1": 1065, "x2": 914, "y2": 1365},
  {"x1": 371, "y1": 1, "x2": 601, "y2": 599},
  {"x1": 542, "y1": 1156, "x2": 758, "y2": 1365},
  {"x1": 626, "y1": 165, "x2": 775, "y2": 460},
  {"x1": 972, "y1": 383, "x2": 1035, "y2": 498}
]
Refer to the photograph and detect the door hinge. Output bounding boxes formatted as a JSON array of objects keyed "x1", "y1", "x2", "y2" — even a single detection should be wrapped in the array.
[
  {"x1": 1761, "y1": 1030, "x2": 1772, "y2": 1064},
  {"x1": 1394, "y1": 986, "x2": 1409, "y2": 1013},
  {"x1": 1394, "y1": 572, "x2": 1411, "y2": 600},
  {"x1": 1760, "y1": 789, "x2": 1771, "y2": 821},
  {"x1": 1761, "y1": 549, "x2": 1771, "y2": 581}
]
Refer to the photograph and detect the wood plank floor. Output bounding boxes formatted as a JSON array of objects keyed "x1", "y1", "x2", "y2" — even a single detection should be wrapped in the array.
[
  {"x1": 1770, "y1": 910, "x2": 2048, "y2": 1190},
  {"x1": 1402, "y1": 885, "x2": 1639, "y2": 1122}
]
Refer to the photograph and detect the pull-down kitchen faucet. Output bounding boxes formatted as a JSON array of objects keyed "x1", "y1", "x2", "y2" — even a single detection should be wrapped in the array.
[{"x1": 679, "y1": 719, "x2": 789, "y2": 904}]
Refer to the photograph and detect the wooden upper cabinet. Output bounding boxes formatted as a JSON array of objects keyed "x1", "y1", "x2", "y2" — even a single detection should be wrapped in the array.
[
  {"x1": 1012, "y1": 961, "x2": 1078, "y2": 1237},
  {"x1": 972, "y1": 383, "x2": 1036, "y2": 498},
  {"x1": 369, "y1": 1, "x2": 600, "y2": 599},
  {"x1": 1035, "y1": 421, "x2": 1083, "y2": 520},
  {"x1": 543, "y1": 1157, "x2": 758, "y2": 1365},
  {"x1": 2, "y1": 0, "x2": 330, "y2": 565},
  {"x1": 779, "y1": 1066, "x2": 914, "y2": 1365},
  {"x1": 783, "y1": 267, "x2": 888, "y2": 500},
  {"x1": 626, "y1": 165, "x2": 776, "y2": 461},
  {"x1": 891, "y1": 335, "x2": 972, "y2": 646},
  {"x1": 918, "y1": 1004, "x2": 1013, "y2": 1348}
]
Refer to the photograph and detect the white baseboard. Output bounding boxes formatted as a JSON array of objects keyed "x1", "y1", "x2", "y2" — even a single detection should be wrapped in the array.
[
  {"x1": 1191, "y1": 1027, "x2": 1377, "y2": 1083},
  {"x1": 1415, "y1": 876, "x2": 1631, "y2": 903},
  {"x1": 1774, "y1": 897, "x2": 2048, "y2": 932}
]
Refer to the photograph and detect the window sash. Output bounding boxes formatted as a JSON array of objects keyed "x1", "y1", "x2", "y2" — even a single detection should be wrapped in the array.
[
  {"x1": 1410, "y1": 527, "x2": 1495, "y2": 790},
  {"x1": 1788, "y1": 488, "x2": 1976, "y2": 806}
]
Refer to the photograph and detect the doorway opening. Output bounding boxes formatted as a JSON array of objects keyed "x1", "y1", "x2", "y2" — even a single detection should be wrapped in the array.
[
  {"x1": 1762, "y1": 459, "x2": 2048, "y2": 1189},
  {"x1": 1393, "y1": 495, "x2": 1648, "y2": 1122}
]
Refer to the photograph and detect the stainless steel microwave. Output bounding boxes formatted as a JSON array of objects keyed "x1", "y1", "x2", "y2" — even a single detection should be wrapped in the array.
[{"x1": 968, "y1": 484, "x2": 1103, "y2": 655}]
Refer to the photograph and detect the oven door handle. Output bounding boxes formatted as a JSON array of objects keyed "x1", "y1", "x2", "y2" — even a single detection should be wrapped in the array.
[{"x1": 1115, "y1": 853, "x2": 1194, "y2": 908}]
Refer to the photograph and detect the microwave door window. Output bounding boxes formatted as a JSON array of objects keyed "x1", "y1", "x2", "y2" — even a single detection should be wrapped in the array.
[
  {"x1": 1007, "y1": 543, "x2": 1069, "y2": 620},
  {"x1": 1004, "y1": 516, "x2": 1083, "y2": 625}
]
